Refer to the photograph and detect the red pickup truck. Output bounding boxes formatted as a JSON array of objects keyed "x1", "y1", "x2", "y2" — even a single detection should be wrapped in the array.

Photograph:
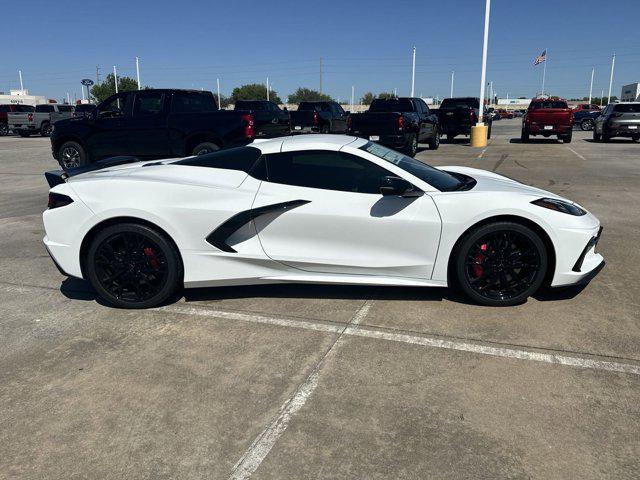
[{"x1": 521, "y1": 99, "x2": 573, "y2": 143}]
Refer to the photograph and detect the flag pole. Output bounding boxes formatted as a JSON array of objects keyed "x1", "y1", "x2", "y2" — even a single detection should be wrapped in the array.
[{"x1": 541, "y1": 49, "x2": 547, "y2": 96}]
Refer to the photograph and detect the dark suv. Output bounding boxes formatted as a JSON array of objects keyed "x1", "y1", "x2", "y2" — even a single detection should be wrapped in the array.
[{"x1": 594, "y1": 103, "x2": 640, "y2": 142}]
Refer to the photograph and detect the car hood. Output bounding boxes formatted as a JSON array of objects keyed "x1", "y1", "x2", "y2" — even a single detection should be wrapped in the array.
[{"x1": 438, "y1": 166, "x2": 568, "y2": 200}]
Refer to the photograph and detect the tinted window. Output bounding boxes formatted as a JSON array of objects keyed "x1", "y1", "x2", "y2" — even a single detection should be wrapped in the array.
[
  {"x1": 16, "y1": 105, "x2": 34, "y2": 112},
  {"x1": 98, "y1": 93, "x2": 131, "y2": 118},
  {"x1": 133, "y1": 91, "x2": 163, "y2": 116},
  {"x1": 614, "y1": 104, "x2": 640, "y2": 113},
  {"x1": 235, "y1": 101, "x2": 263, "y2": 111},
  {"x1": 359, "y1": 142, "x2": 462, "y2": 192},
  {"x1": 264, "y1": 150, "x2": 393, "y2": 194},
  {"x1": 75, "y1": 104, "x2": 95, "y2": 112},
  {"x1": 369, "y1": 98, "x2": 414, "y2": 112},
  {"x1": 35, "y1": 104, "x2": 54, "y2": 113},
  {"x1": 530, "y1": 101, "x2": 568, "y2": 109},
  {"x1": 0, "y1": 105, "x2": 7, "y2": 112},
  {"x1": 57, "y1": 105, "x2": 73, "y2": 112},
  {"x1": 171, "y1": 91, "x2": 218, "y2": 113},
  {"x1": 174, "y1": 146, "x2": 262, "y2": 173},
  {"x1": 298, "y1": 103, "x2": 317, "y2": 111}
]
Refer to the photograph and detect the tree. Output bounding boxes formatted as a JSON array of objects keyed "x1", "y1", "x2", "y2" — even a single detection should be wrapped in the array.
[
  {"x1": 377, "y1": 92, "x2": 396, "y2": 100},
  {"x1": 287, "y1": 87, "x2": 333, "y2": 104},
  {"x1": 230, "y1": 83, "x2": 282, "y2": 104},
  {"x1": 360, "y1": 92, "x2": 375, "y2": 105},
  {"x1": 90, "y1": 73, "x2": 144, "y2": 103}
]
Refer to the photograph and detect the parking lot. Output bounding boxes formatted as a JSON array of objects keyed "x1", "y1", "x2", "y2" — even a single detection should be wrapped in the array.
[{"x1": 1, "y1": 120, "x2": 639, "y2": 479}]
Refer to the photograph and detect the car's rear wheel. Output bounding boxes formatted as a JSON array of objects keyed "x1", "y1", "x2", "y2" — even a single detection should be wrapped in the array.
[
  {"x1": 40, "y1": 122, "x2": 52, "y2": 137},
  {"x1": 404, "y1": 133, "x2": 418, "y2": 157},
  {"x1": 192, "y1": 142, "x2": 220, "y2": 156},
  {"x1": 560, "y1": 132, "x2": 572, "y2": 143},
  {"x1": 580, "y1": 119, "x2": 594, "y2": 131},
  {"x1": 86, "y1": 223, "x2": 182, "y2": 309},
  {"x1": 0, "y1": 123, "x2": 8, "y2": 136},
  {"x1": 18, "y1": 131, "x2": 30, "y2": 137},
  {"x1": 454, "y1": 222, "x2": 547, "y2": 306},
  {"x1": 427, "y1": 129, "x2": 440, "y2": 150},
  {"x1": 321, "y1": 125, "x2": 330, "y2": 134},
  {"x1": 59, "y1": 141, "x2": 87, "y2": 169},
  {"x1": 520, "y1": 129, "x2": 529, "y2": 143},
  {"x1": 633, "y1": 135, "x2": 640, "y2": 143},
  {"x1": 593, "y1": 130, "x2": 601, "y2": 142}
]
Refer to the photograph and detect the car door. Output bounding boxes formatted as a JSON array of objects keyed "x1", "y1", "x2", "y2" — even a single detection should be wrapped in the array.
[
  {"x1": 124, "y1": 90, "x2": 169, "y2": 157},
  {"x1": 88, "y1": 92, "x2": 134, "y2": 159},
  {"x1": 595, "y1": 105, "x2": 611, "y2": 134},
  {"x1": 329, "y1": 103, "x2": 348, "y2": 133},
  {"x1": 252, "y1": 148, "x2": 441, "y2": 279}
]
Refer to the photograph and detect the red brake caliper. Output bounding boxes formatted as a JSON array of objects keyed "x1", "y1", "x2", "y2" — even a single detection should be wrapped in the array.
[
  {"x1": 472, "y1": 243, "x2": 488, "y2": 277},
  {"x1": 143, "y1": 247, "x2": 159, "y2": 270}
]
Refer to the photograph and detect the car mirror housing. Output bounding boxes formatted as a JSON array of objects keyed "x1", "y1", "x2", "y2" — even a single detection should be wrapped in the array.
[{"x1": 379, "y1": 176, "x2": 423, "y2": 197}]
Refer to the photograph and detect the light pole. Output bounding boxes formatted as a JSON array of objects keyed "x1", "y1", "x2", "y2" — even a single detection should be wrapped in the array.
[
  {"x1": 113, "y1": 66, "x2": 118, "y2": 94},
  {"x1": 588, "y1": 67, "x2": 594, "y2": 105},
  {"x1": 450, "y1": 71, "x2": 454, "y2": 98},
  {"x1": 136, "y1": 57, "x2": 141, "y2": 90},
  {"x1": 351, "y1": 85, "x2": 354, "y2": 111},
  {"x1": 266, "y1": 77, "x2": 269, "y2": 102},
  {"x1": 607, "y1": 53, "x2": 616, "y2": 104},
  {"x1": 18, "y1": 70, "x2": 24, "y2": 92},
  {"x1": 217, "y1": 78, "x2": 221, "y2": 109},
  {"x1": 472, "y1": 0, "x2": 491, "y2": 148},
  {"x1": 541, "y1": 48, "x2": 547, "y2": 96},
  {"x1": 410, "y1": 46, "x2": 416, "y2": 97}
]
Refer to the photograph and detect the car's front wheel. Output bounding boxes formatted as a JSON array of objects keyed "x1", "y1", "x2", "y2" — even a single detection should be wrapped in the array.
[
  {"x1": 427, "y1": 129, "x2": 440, "y2": 150},
  {"x1": 86, "y1": 223, "x2": 182, "y2": 309},
  {"x1": 58, "y1": 141, "x2": 87, "y2": 169},
  {"x1": 0, "y1": 123, "x2": 8, "y2": 136},
  {"x1": 192, "y1": 142, "x2": 220, "y2": 156},
  {"x1": 454, "y1": 222, "x2": 547, "y2": 306},
  {"x1": 580, "y1": 119, "x2": 594, "y2": 131}
]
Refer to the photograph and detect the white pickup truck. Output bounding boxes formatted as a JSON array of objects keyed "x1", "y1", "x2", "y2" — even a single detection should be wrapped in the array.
[{"x1": 8, "y1": 103, "x2": 74, "y2": 137}]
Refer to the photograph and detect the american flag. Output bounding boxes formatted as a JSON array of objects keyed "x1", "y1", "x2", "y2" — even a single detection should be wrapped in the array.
[{"x1": 534, "y1": 50, "x2": 547, "y2": 65}]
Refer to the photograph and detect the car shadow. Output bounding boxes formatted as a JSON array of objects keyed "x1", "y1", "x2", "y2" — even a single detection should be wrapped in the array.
[
  {"x1": 510, "y1": 138, "x2": 562, "y2": 144},
  {"x1": 583, "y1": 138, "x2": 636, "y2": 144}
]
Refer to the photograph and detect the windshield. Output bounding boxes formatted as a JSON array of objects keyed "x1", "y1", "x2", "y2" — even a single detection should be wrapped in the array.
[
  {"x1": 614, "y1": 104, "x2": 640, "y2": 113},
  {"x1": 440, "y1": 98, "x2": 479, "y2": 109},
  {"x1": 359, "y1": 142, "x2": 463, "y2": 192}
]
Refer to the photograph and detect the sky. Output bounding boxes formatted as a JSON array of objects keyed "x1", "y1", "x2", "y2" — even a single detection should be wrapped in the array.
[{"x1": 2, "y1": 0, "x2": 639, "y2": 103}]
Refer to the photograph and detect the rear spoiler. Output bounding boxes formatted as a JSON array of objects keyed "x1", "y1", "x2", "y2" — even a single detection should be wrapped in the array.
[{"x1": 44, "y1": 156, "x2": 141, "y2": 188}]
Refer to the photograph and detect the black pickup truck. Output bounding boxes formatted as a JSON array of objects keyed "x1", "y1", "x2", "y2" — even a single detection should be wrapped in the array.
[
  {"x1": 289, "y1": 101, "x2": 349, "y2": 134},
  {"x1": 436, "y1": 97, "x2": 491, "y2": 142},
  {"x1": 50, "y1": 89, "x2": 255, "y2": 169},
  {"x1": 234, "y1": 100, "x2": 290, "y2": 138},
  {"x1": 347, "y1": 97, "x2": 439, "y2": 156}
]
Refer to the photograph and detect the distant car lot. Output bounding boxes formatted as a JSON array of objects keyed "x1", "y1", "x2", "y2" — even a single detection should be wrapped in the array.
[{"x1": 1, "y1": 120, "x2": 639, "y2": 478}]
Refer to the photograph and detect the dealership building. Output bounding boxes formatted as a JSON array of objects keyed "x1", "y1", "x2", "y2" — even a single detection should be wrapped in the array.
[
  {"x1": 0, "y1": 89, "x2": 48, "y2": 106},
  {"x1": 620, "y1": 83, "x2": 640, "y2": 102}
]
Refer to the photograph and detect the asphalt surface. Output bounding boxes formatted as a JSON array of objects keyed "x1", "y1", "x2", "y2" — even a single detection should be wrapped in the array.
[{"x1": 1, "y1": 121, "x2": 639, "y2": 479}]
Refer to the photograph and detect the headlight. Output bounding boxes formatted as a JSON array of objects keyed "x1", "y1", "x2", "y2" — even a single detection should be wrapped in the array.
[{"x1": 531, "y1": 198, "x2": 586, "y2": 216}]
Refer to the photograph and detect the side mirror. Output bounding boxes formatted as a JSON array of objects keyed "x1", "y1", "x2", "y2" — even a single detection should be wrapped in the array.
[{"x1": 379, "y1": 176, "x2": 423, "y2": 197}]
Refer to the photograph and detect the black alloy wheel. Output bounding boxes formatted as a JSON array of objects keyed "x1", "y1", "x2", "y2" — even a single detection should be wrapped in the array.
[
  {"x1": 455, "y1": 222, "x2": 547, "y2": 306},
  {"x1": 59, "y1": 141, "x2": 85, "y2": 169},
  {"x1": 580, "y1": 119, "x2": 595, "y2": 131},
  {"x1": 86, "y1": 224, "x2": 181, "y2": 308},
  {"x1": 405, "y1": 134, "x2": 418, "y2": 157},
  {"x1": 40, "y1": 122, "x2": 52, "y2": 137}
]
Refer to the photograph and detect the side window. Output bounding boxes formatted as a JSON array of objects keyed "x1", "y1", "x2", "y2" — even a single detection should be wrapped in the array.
[
  {"x1": 97, "y1": 93, "x2": 131, "y2": 118},
  {"x1": 35, "y1": 104, "x2": 54, "y2": 113},
  {"x1": 172, "y1": 92, "x2": 217, "y2": 113},
  {"x1": 264, "y1": 150, "x2": 393, "y2": 194},
  {"x1": 133, "y1": 91, "x2": 164, "y2": 116},
  {"x1": 419, "y1": 99, "x2": 430, "y2": 114}
]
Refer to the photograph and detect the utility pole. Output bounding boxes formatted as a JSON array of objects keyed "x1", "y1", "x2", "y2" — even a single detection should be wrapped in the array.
[
  {"x1": 351, "y1": 85, "x2": 354, "y2": 111},
  {"x1": 66, "y1": 92, "x2": 70, "y2": 104},
  {"x1": 588, "y1": 67, "x2": 594, "y2": 105},
  {"x1": 319, "y1": 57, "x2": 323, "y2": 94},
  {"x1": 266, "y1": 77, "x2": 269, "y2": 101},
  {"x1": 607, "y1": 53, "x2": 616, "y2": 104},
  {"x1": 600, "y1": 89, "x2": 604, "y2": 106},
  {"x1": 411, "y1": 46, "x2": 416, "y2": 97},
  {"x1": 18, "y1": 70, "x2": 24, "y2": 92},
  {"x1": 135, "y1": 56, "x2": 141, "y2": 89},
  {"x1": 113, "y1": 66, "x2": 118, "y2": 94},
  {"x1": 450, "y1": 71, "x2": 454, "y2": 98},
  {"x1": 96, "y1": 66, "x2": 100, "y2": 85},
  {"x1": 217, "y1": 78, "x2": 221, "y2": 109}
]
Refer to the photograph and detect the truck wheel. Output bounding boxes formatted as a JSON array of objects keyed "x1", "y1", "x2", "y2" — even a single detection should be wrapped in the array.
[
  {"x1": 192, "y1": 142, "x2": 220, "y2": 156},
  {"x1": 602, "y1": 131, "x2": 611, "y2": 143},
  {"x1": 0, "y1": 123, "x2": 8, "y2": 136},
  {"x1": 40, "y1": 122, "x2": 52, "y2": 137},
  {"x1": 59, "y1": 141, "x2": 87, "y2": 169},
  {"x1": 633, "y1": 135, "x2": 640, "y2": 143},
  {"x1": 18, "y1": 131, "x2": 31, "y2": 137},
  {"x1": 593, "y1": 130, "x2": 601, "y2": 142},
  {"x1": 321, "y1": 125, "x2": 330, "y2": 134},
  {"x1": 520, "y1": 129, "x2": 529, "y2": 143},
  {"x1": 560, "y1": 133, "x2": 572, "y2": 144},
  {"x1": 404, "y1": 134, "x2": 418, "y2": 157},
  {"x1": 580, "y1": 119, "x2": 594, "y2": 131},
  {"x1": 446, "y1": 134, "x2": 455, "y2": 143},
  {"x1": 487, "y1": 124, "x2": 492, "y2": 139},
  {"x1": 427, "y1": 130, "x2": 440, "y2": 150}
]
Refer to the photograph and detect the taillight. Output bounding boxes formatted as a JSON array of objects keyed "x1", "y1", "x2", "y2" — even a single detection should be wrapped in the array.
[
  {"x1": 48, "y1": 192, "x2": 73, "y2": 209},
  {"x1": 313, "y1": 111, "x2": 319, "y2": 125},
  {"x1": 346, "y1": 115, "x2": 352, "y2": 131},
  {"x1": 469, "y1": 109, "x2": 476, "y2": 123},
  {"x1": 242, "y1": 114, "x2": 255, "y2": 139},
  {"x1": 397, "y1": 115, "x2": 405, "y2": 131},
  {"x1": 28, "y1": 113, "x2": 33, "y2": 123}
]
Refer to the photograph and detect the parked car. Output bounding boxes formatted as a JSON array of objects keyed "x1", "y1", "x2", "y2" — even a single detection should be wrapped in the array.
[
  {"x1": 436, "y1": 97, "x2": 491, "y2": 142},
  {"x1": 0, "y1": 104, "x2": 34, "y2": 136},
  {"x1": 290, "y1": 101, "x2": 349, "y2": 134},
  {"x1": 573, "y1": 104, "x2": 601, "y2": 112},
  {"x1": 348, "y1": 97, "x2": 439, "y2": 156},
  {"x1": 495, "y1": 109, "x2": 514, "y2": 119},
  {"x1": 8, "y1": 103, "x2": 74, "y2": 137},
  {"x1": 512, "y1": 110, "x2": 524, "y2": 118},
  {"x1": 573, "y1": 110, "x2": 600, "y2": 131},
  {"x1": 50, "y1": 89, "x2": 255, "y2": 169},
  {"x1": 487, "y1": 108, "x2": 500, "y2": 121},
  {"x1": 234, "y1": 100, "x2": 290, "y2": 138},
  {"x1": 594, "y1": 102, "x2": 640, "y2": 142},
  {"x1": 521, "y1": 99, "x2": 573, "y2": 143},
  {"x1": 43, "y1": 134, "x2": 603, "y2": 309},
  {"x1": 73, "y1": 104, "x2": 96, "y2": 117}
]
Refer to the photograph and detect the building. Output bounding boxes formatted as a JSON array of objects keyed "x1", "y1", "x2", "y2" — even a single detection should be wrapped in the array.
[
  {"x1": 0, "y1": 89, "x2": 47, "y2": 106},
  {"x1": 497, "y1": 98, "x2": 531, "y2": 108},
  {"x1": 620, "y1": 83, "x2": 640, "y2": 102}
]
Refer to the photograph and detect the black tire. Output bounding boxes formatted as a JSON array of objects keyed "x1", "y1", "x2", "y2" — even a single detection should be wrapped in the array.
[
  {"x1": 192, "y1": 142, "x2": 220, "y2": 156},
  {"x1": 18, "y1": 131, "x2": 30, "y2": 137},
  {"x1": 321, "y1": 124, "x2": 330, "y2": 134},
  {"x1": 85, "y1": 223, "x2": 182, "y2": 309},
  {"x1": 520, "y1": 129, "x2": 529, "y2": 143},
  {"x1": 580, "y1": 119, "x2": 594, "y2": 131},
  {"x1": 40, "y1": 122, "x2": 52, "y2": 137},
  {"x1": 58, "y1": 141, "x2": 87, "y2": 169},
  {"x1": 446, "y1": 134, "x2": 455, "y2": 143},
  {"x1": 633, "y1": 135, "x2": 640, "y2": 143},
  {"x1": 453, "y1": 221, "x2": 548, "y2": 307},
  {"x1": 487, "y1": 124, "x2": 492, "y2": 140},
  {"x1": 427, "y1": 129, "x2": 440, "y2": 150},
  {"x1": 602, "y1": 131, "x2": 611, "y2": 143},
  {"x1": 561, "y1": 133, "x2": 572, "y2": 144},
  {"x1": 0, "y1": 123, "x2": 8, "y2": 136},
  {"x1": 593, "y1": 130, "x2": 601, "y2": 142},
  {"x1": 404, "y1": 133, "x2": 418, "y2": 157}
]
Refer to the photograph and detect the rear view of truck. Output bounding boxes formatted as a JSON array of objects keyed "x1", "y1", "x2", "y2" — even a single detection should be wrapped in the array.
[
  {"x1": 436, "y1": 97, "x2": 489, "y2": 141},
  {"x1": 521, "y1": 99, "x2": 573, "y2": 143}
]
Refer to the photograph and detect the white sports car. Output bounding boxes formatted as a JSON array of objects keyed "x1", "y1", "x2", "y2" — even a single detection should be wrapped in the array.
[{"x1": 43, "y1": 135, "x2": 604, "y2": 308}]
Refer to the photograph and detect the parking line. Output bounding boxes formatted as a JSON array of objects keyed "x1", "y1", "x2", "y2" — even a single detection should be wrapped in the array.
[
  {"x1": 567, "y1": 146, "x2": 586, "y2": 161},
  {"x1": 226, "y1": 300, "x2": 373, "y2": 480}
]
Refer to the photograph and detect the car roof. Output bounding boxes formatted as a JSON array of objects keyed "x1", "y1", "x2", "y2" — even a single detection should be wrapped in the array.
[{"x1": 250, "y1": 134, "x2": 367, "y2": 154}]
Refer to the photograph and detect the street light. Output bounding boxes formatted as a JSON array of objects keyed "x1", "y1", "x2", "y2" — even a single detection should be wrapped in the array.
[{"x1": 471, "y1": 0, "x2": 491, "y2": 148}]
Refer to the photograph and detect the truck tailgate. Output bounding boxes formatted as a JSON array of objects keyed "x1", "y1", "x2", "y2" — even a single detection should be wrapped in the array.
[
  {"x1": 290, "y1": 111, "x2": 316, "y2": 128},
  {"x1": 527, "y1": 109, "x2": 571, "y2": 125},
  {"x1": 350, "y1": 112, "x2": 401, "y2": 135},
  {"x1": 7, "y1": 113, "x2": 32, "y2": 126},
  {"x1": 437, "y1": 108, "x2": 472, "y2": 131}
]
